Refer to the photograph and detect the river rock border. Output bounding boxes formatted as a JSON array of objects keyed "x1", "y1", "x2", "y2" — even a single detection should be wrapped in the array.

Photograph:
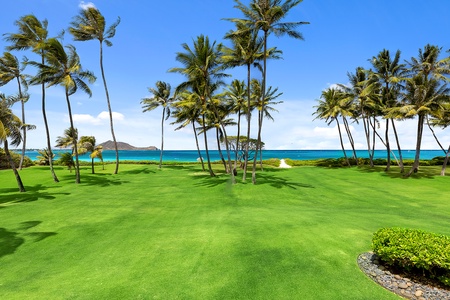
[{"x1": 357, "y1": 252, "x2": 450, "y2": 299}]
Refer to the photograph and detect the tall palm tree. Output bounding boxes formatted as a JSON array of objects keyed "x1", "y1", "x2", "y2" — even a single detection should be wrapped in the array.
[
  {"x1": 169, "y1": 35, "x2": 230, "y2": 178},
  {"x1": 369, "y1": 49, "x2": 407, "y2": 172},
  {"x1": 78, "y1": 135, "x2": 103, "y2": 174},
  {"x1": 0, "y1": 52, "x2": 29, "y2": 169},
  {"x1": 30, "y1": 38, "x2": 96, "y2": 184},
  {"x1": 389, "y1": 76, "x2": 450, "y2": 177},
  {"x1": 229, "y1": 0, "x2": 309, "y2": 184},
  {"x1": 313, "y1": 88, "x2": 354, "y2": 166},
  {"x1": 170, "y1": 91, "x2": 205, "y2": 171},
  {"x1": 69, "y1": 6, "x2": 121, "y2": 174},
  {"x1": 4, "y1": 15, "x2": 59, "y2": 182},
  {"x1": 141, "y1": 81, "x2": 174, "y2": 169},
  {"x1": 0, "y1": 94, "x2": 27, "y2": 192}
]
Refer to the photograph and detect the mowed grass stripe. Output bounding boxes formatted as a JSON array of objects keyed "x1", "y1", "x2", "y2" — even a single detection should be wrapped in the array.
[{"x1": 0, "y1": 164, "x2": 448, "y2": 299}]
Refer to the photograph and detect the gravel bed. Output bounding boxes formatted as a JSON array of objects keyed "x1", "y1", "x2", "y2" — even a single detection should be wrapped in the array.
[{"x1": 357, "y1": 252, "x2": 450, "y2": 299}]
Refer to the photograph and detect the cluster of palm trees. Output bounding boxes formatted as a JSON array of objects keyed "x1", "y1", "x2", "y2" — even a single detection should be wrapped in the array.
[
  {"x1": 0, "y1": 6, "x2": 120, "y2": 189},
  {"x1": 314, "y1": 45, "x2": 450, "y2": 177},
  {"x1": 142, "y1": 0, "x2": 308, "y2": 184}
]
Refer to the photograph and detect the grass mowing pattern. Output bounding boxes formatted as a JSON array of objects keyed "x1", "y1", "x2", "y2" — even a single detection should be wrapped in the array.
[{"x1": 0, "y1": 164, "x2": 449, "y2": 299}]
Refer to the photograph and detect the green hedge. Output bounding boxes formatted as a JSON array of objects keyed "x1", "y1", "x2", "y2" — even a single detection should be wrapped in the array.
[{"x1": 372, "y1": 227, "x2": 450, "y2": 286}]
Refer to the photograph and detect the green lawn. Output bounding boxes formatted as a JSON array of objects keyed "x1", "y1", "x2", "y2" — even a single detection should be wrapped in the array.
[{"x1": 0, "y1": 164, "x2": 449, "y2": 299}]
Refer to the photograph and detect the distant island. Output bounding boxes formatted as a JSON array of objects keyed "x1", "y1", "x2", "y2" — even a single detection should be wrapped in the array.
[{"x1": 99, "y1": 141, "x2": 158, "y2": 151}]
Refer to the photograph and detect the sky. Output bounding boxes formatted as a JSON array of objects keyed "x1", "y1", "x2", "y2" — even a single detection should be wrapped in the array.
[{"x1": 1, "y1": 0, "x2": 450, "y2": 150}]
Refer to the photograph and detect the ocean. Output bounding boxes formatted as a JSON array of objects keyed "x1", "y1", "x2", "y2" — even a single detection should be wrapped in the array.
[{"x1": 20, "y1": 149, "x2": 446, "y2": 163}]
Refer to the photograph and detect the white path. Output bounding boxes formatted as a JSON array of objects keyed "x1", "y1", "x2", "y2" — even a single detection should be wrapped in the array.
[{"x1": 279, "y1": 159, "x2": 292, "y2": 168}]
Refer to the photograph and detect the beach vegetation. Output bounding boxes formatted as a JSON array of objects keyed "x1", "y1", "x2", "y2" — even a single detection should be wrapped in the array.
[{"x1": 78, "y1": 135, "x2": 104, "y2": 174}]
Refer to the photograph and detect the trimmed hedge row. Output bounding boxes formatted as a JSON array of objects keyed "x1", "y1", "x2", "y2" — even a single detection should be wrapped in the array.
[{"x1": 372, "y1": 227, "x2": 450, "y2": 286}]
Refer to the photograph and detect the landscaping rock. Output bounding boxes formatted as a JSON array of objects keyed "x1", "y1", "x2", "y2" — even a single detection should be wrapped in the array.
[{"x1": 357, "y1": 252, "x2": 450, "y2": 300}]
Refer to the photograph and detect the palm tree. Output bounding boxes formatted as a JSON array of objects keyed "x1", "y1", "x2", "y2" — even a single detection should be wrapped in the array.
[
  {"x1": 313, "y1": 88, "x2": 354, "y2": 166},
  {"x1": 170, "y1": 91, "x2": 205, "y2": 171},
  {"x1": 58, "y1": 152, "x2": 75, "y2": 172},
  {"x1": 229, "y1": 0, "x2": 309, "y2": 184},
  {"x1": 169, "y1": 35, "x2": 231, "y2": 178},
  {"x1": 141, "y1": 81, "x2": 174, "y2": 169},
  {"x1": 340, "y1": 67, "x2": 380, "y2": 167},
  {"x1": 55, "y1": 127, "x2": 78, "y2": 152},
  {"x1": 250, "y1": 79, "x2": 283, "y2": 168},
  {"x1": 223, "y1": 79, "x2": 247, "y2": 172},
  {"x1": 0, "y1": 94, "x2": 27, "y2": 192},
  {"x1": 369, "y1": 49, "x2": 407, "y2": 172},
  {"x1": 30, "y1": 38, "x2": 96, "y2": 184},
  {"x1": 0, "y1": 52, "x2": 29, "y2": 169},
  {"x1": 69, "y1": 6, "x2": 121, "y2": 174},
  {"x1": 4, "y1": 15, "x2": 59, "y2": 182},
  {"x1": 78, "y1": 136, "x2": 103, "y2": 174},
  {"x1": 389, "y1": 76, "x2": 450, "y2": 177},
  {"x1": 36, "y1": 148, "x2": 55, "y2": 166}
]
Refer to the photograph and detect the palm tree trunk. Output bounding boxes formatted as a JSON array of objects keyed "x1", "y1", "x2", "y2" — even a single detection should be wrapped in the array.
[
  {"x1": 243, "y1": 63, "x2": 252, "y2": 181},
  {"x1": 17, "y1": 78, "x2": 26, "y2": 170},
  {"x1": 220, "y1": 123, "x2": 236, "y2": 183},
  {"x1": 391, "y1": 119, "x2": 404, "y2": 173},
  {"x1": 99, "y1": 42, "x2": 119, "y2": 174},
  {"x1": 363, "y1": 116, "x2": 374, "y2": 167},
  {"x1": 336, "y1": 119, "x2": 350, "y2": 166},
  {"x1": 252, "y1": 31, "x2": 269, "y2": 184},
  {"x1": 202, "y1": 114, "x2": 215, "y2": 177},
  {"x1": 91, "y1": 158, "x2": 95, "y2": 174},
  {"x1": 192, "y1": 122, "x2": 205, "y2": 171},
  {"x1": 343, "y1": 116, "x2": 357, "y2": 163},
  {"x1": 159, "y1": 108, "x2": 165, "y2": 169},
  {"x1": 4, "y1": 140, "x2": 25, "y2": 192},
  {"x1": 65, "y1": 91, "x2": 80, "y2": 184},
  {"x1": 216, "y1": 128, "x2": 227, "y2": 172},
  {"x1": 234, "y1": 109, "x2": 241, "y2": 174},
  {"x1": 40, "y1": 54, "x2": 59, "y2": 182},
  {"x1": 440, "y1": 145, "x2": 450, "y2": 176},
  {"x1": 385, "y1": 119, "x2": 391, "y2": 171},
  {"x1": 371, "y1": 116, "x2": 376, "y2": 163},
  {"x1": 406, "y1": 115, "x2": 424, "y2": 177}
]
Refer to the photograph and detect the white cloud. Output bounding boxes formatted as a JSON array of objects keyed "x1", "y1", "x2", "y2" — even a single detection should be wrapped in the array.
[
  {"x1": 73, "y1": 111, "x2": 125, "y2": 125},
  {"x1": 79, "y1": 1, "x2": 96, "y2": 10}
]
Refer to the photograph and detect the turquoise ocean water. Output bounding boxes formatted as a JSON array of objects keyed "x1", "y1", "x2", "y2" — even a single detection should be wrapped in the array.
[{"x1": 20, "y1": 149, "x2": 446, "y2": 162}]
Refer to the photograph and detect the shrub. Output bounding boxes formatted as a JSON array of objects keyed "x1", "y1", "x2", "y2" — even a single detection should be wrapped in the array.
[
  {"x1": 372, "y1": 227, "x2": 450, "y2": 286},
  {"x1": 0, "y1": 148, "x2": 34, "y2": 169}
]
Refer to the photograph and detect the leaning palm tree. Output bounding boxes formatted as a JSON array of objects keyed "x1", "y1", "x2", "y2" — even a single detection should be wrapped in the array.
[
  {"x1": 78, "y1": 135, "x2": 103, "y2": 174},
  {"x1": 69, "y1": 6, "x2": 121, "y2": 174},
  {"x1": 141, "y1": 81, "x2": 174, "y2": 169},
  {"x1": 228, "y1": 0, "x2": 309, "y2": 184},
  {"x1": 55, "y1": 127, "x2": 78, "y2": 153},
  {"x1": 4, "y1": 15, "x2": 59, "y2": 182},
  {"x1": 313, "y1": 88, "x2": 353, "y2": 166},
  {"x1": 0, "y1": 94, "x2": 28, "y2": 192},
  {"x1": 170, "y1": 91, "x2": 205, "y2": 171},
  {"x1": 29, "y1": 38, "x2": 96, "y2": 184},
  {"x1": 0, "y1": 52, "x2": 29, "y2": 169}
]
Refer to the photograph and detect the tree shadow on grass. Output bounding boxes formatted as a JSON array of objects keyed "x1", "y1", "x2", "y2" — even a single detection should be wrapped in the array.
[
  {"x1": 0, "y1": 184, "x2": 69, "y2": 207},
  {"x1": 0, "y1": 221, "x2": 57, "y2": 259},
  {"x1": 356, "y1": 166, "x2": 440, "y2": 179},
  {"x1": 73, "y1": 173, "x2": 129, "y2": 187},
  {"x1": 255, "y1": 173, "x2": 314, "y2": 189},
  {"x1": 120, "y1": 167, "x2": 156, "y2": 175}
]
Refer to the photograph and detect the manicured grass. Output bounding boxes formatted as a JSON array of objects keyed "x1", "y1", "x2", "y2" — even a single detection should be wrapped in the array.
[{"x1": 0, "y1": 164, "x2": 449, "y2": 299}]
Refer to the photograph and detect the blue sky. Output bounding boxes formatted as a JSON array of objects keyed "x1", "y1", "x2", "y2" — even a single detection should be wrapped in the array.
[{"x1": 1, "y1": 0, "x2": 449, "y2": 150}]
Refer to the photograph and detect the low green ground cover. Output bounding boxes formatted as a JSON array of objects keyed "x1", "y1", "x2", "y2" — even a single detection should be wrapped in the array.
[{"x1": 0, "y1": 164, "x2": 449, "y2": 299}]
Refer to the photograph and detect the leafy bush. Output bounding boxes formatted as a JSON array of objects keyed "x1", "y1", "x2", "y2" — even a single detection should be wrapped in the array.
[
  {"x1": 0, "y1": 148, "x2": 34, "y2": 169},
  {"x1": 372, "y1": 227, "x2": 450, "y2": 286}
]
